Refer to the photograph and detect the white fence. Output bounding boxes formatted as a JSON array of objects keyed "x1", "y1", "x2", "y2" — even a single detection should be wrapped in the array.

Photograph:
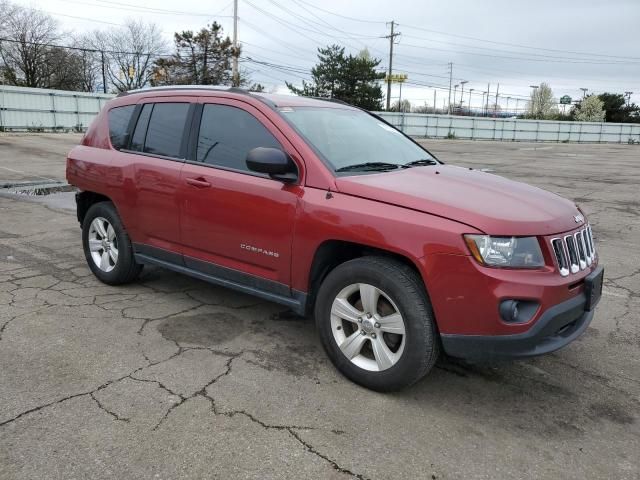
[
  {"x1": 0, "y1": 85, "x2": 114, "y2": 131},
  {"x1": 1, "y1": 86, "x2": 639, "y2": 143},
  {"x1": 376, "y1": 112, "x2": 640, "y2": 144}
]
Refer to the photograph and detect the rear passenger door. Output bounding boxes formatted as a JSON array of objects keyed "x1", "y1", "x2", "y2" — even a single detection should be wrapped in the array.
[
  {"x1": 178, "y1": 99, "x2": 303, "y2": 291},
  {"x1": 116, "y1": 98, "x2": 194, "y2": 258}
]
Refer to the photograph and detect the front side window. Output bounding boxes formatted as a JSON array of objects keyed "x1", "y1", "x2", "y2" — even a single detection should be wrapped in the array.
[
  {"x1": 279, "y1": 107, "x2": 437, "y2": 173},
  {"x1": 139, "y1": 103, "x2": 190, "y2": 158},
  {"x1": 197, "y1": 104, "x2": 281, "y2": 171},
  {"x1": 108, "y1": 105, "x2": 135, "y2": 150}
]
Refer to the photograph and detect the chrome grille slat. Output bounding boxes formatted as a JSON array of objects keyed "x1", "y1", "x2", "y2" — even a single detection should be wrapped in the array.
[{"x1": 551, "y1": 224, "x2": 596, "y2": 276}]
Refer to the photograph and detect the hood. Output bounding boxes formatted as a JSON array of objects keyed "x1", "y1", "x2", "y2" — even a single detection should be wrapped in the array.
[{"x1": 334, "y1": 165, "x2": 582, "y2": 236}]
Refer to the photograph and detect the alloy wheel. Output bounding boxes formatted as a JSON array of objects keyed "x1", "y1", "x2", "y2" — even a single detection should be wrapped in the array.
[
  {"x1": 330, "y1": 283, "x2": 406, "y2": 372},
  {"x1": 88, "y1": 217, "x2": 118, "y2": 273}
]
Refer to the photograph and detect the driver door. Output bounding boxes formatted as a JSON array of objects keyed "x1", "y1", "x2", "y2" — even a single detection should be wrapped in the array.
[{"x1": 178, "y1": 99, "x2": 303, "y2": 291}]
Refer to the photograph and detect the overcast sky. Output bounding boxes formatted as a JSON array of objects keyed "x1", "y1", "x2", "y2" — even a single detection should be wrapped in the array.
[{"x1": 13, "y1": 0, "x2": 640, "y2": 110}]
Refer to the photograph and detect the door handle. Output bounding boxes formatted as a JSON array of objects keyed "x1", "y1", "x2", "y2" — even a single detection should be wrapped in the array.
[{"x1": 185, "y1": 177, "x2": 211, "y2": 188}]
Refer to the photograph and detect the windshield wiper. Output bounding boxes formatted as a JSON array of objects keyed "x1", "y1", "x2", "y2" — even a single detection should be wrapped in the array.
[
  {"x1": 404, "y1": 158, "x2": 438, "y2": 167},
  {"x1": 335, "y1": 162, "x2": 403, "y2": 172}
]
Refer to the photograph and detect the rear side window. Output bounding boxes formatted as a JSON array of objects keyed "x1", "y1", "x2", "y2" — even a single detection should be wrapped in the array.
[
  {"x1": 130, "y1": 104, "x2": 152, "y2": 152},
  {"x1": 128, "y1": 103, "x2": 190, "y2": 158},
  {"x1": 197, "y1": 104, "x2": 281, "y2": 171},
  {"x1": 108, "y1": 105, "x2": 135, "y2": 150}
]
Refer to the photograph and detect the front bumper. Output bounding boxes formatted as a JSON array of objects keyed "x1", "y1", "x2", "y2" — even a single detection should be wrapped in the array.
[{"x1": 440, "y1": 265, "x2": 603, "y2": 360}]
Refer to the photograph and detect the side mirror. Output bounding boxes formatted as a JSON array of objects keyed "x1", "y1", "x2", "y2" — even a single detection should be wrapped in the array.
[{"x1": 246, "y1": 147, "x2": 297, "y2": 183}]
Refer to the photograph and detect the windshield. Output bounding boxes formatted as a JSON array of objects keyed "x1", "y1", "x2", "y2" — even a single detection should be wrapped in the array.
[{"x1": 278, "y1": 107, "x2": 438, "y2": 173}]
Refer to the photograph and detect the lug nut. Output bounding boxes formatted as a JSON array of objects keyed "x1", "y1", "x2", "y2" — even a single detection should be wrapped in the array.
[
  {"x1": 358, "y1": 318, "x2": 362, "y2": 323},
  {"x1": 371, "y1": 333, "x2": 377, "y2": 339},
  {"x1": 366, "y1": 313, "x2": 372, "y2": 319},
  {"x1": 374, "y1": 322, "x2": 380, "y2": 328}
]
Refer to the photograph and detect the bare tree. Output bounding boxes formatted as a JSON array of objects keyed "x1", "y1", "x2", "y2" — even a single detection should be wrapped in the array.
[
  {"x1": 73, "y1": 34, "x2": 102, "y2": 92},
  {"x1": 0, "y1": 5, "x2": 60, "y2": 87},
  {"x1": 91, "y1": 20, "x2": 167, "y2": 92}
]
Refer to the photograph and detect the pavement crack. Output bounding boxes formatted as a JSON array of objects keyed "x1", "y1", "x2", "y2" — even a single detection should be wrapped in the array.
[
  {"x1": 287, "y1": 429, "x2": 369, "y2": 480},
  {"x1": 0, "y1": 374, "x2": 130, "y2": 428},
  {"x1": 89, "y1": 392, "x2": 130, "y2": 423}
]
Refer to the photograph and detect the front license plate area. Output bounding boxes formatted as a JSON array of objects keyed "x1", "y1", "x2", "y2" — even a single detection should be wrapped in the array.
[{"x1": 584, "y1": 266, "x2": 604, "y2": 311}]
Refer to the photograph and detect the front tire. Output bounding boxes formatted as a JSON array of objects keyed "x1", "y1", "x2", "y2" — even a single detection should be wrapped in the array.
[
  {"x1": 315, "y1": 256, "x2": 440, "y2": 392},
  {"x1": 82, "y1": 201, "x2": 142, "y2": 285}
]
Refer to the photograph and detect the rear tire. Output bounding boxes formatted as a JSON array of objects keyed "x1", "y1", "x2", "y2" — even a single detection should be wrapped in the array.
[
  {"x1": 82, "y1": 201, "x2": 142, "y2": 285},
  {"x1": 314, "y1": 256, "x2": 440, "y2": 392}
]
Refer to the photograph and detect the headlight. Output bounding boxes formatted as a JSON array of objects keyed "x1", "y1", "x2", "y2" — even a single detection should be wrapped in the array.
[{"x1": 464, "y1": 235, "x2": 544, "y2": 268}]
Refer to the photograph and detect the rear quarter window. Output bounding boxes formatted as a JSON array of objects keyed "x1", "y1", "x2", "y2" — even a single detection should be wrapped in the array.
[{"x1": 108, "y1": 105, "x2": 135, "y2": 150}]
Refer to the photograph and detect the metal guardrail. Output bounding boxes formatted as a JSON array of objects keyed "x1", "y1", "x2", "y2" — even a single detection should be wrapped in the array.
[
  {"x1": 0, "y1": 85, "x2": 114, "y2": 132},
  {"x1": 375, "y1": 112, "x2": 640, "y2": 144}
]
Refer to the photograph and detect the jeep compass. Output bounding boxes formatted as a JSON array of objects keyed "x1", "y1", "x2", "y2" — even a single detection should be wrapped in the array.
[{"x1": 66, "y1": 86, "x2": 603, "y2": 391}]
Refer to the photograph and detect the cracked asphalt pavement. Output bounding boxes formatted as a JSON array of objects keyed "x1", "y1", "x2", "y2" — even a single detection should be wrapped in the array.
[{"x1": 0, "y1": 133, "x2": 639, "y2": 479}]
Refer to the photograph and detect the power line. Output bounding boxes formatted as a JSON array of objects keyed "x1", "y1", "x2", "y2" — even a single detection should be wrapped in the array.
[
  {"x1": 291, "y1": 0, "x2": 386, "y2": 24},
  {"x1": 399, "y1": 43, "x2": 639, "y2": 65},
  {"x1": 400, "y1": 33, "x2": 640, "y2": 64},
  {"x1": 53, "y1": 0, "x2": 234, "y2": 18},
  {"x1": 400, "y1": 23, "x2": 640, "y2": 61}
]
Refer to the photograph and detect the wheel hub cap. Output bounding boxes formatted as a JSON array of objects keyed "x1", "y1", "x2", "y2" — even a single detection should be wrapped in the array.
[{"x1": 361, "y1": 317, "x2": 375, "y2": 334}]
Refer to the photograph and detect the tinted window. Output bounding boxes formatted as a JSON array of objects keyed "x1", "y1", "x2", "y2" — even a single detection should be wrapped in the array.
[
  {"x1": 108, "y1": 105, "x2": 135, "y2": 150},
  {"x1": 144, "y1": 103, "x2": 190, "y2": 158},
  {"x1": 197, "y1": 104, "x2": 281, "y2": 171},
  {"x1": 130, "y1": 104, "x2": 152, "y2": 152}
]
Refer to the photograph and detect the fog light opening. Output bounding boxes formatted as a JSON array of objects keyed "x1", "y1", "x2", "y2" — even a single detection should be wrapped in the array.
[{"x1": 499, "y1": 299, "x2": 539, "y2": 324}]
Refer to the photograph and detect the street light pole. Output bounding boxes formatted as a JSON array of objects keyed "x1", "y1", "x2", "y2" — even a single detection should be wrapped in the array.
[
  {"x1": 530, "y1": 85, "x2": 539, "y2": 118},
  {"x1": 459, "y1": 80, "x2": 468, "y2": 109},
  {"x1": 468, "y1": 88, "x2": 474, "y2": 114},
  {"x1": 453, "y1": 84, "x2": 459, "y2": 113}
]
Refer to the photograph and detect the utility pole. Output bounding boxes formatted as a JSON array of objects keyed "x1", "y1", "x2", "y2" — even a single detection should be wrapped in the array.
[
  {"x1": 232, "y1": 0, "x2": 239, "y2": 87},
  {"x1": 468, "y1": 89, "x2": 474, "y2": 113},
  {"x1": 101, "y1": 51, "x2": 107, "y2": 94},
  {"x1": 385, "y1": 20, "x2": 400, "y2": 111},
  {"x1": 580, "y1": 87, "x2": 588, "y2": 99},
  {"x1": 447, "y1": 62, "x2": 453, "y2": 114},
  {"x1": 433, "y1": 89, "x2": 436, "y2": 113},
  {"x1": 494, "y1": 83, "x2": 500, "y2": 117},
  {"x1": 624, "y1": 91, "x2": 633, "y2": 106}
]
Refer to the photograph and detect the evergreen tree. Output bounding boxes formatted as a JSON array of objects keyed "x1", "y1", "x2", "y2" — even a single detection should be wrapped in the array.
[
  {"x1": 287, "y1": 45, "x2": 384, "y2": 110},
  {"x1": 152, "y1": 23, "x2": 238, "y2": 86}
]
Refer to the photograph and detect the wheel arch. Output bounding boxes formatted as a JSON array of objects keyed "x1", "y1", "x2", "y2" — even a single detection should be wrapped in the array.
[
  {"x1": 305, "y1": 239, "x2": 427, "y2": 315},
  {"x1": 76, "y1": 191, "x2": 112, "y2": 224}
]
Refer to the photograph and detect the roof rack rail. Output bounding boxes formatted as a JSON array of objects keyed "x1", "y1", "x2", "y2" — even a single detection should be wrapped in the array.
[
  {"x1": 311, "y1": 97, "x2": 351, "y2": 106},
  {"x1": 117, "y1": 85, "x2": 250, "y2": 97}
]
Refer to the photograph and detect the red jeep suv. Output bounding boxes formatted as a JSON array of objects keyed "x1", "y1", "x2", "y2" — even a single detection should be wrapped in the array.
[{"x1": 66, "y1": 86, "x2": 603, "y2": 391}]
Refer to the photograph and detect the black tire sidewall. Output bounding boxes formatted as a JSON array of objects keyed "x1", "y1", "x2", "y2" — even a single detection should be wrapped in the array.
[
  {"x1": 82, "y1": 202, "x2": 138, "y2": 285},
  {"x1": 315, "y1": 257, "x2": 438, "y2": 392}
]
